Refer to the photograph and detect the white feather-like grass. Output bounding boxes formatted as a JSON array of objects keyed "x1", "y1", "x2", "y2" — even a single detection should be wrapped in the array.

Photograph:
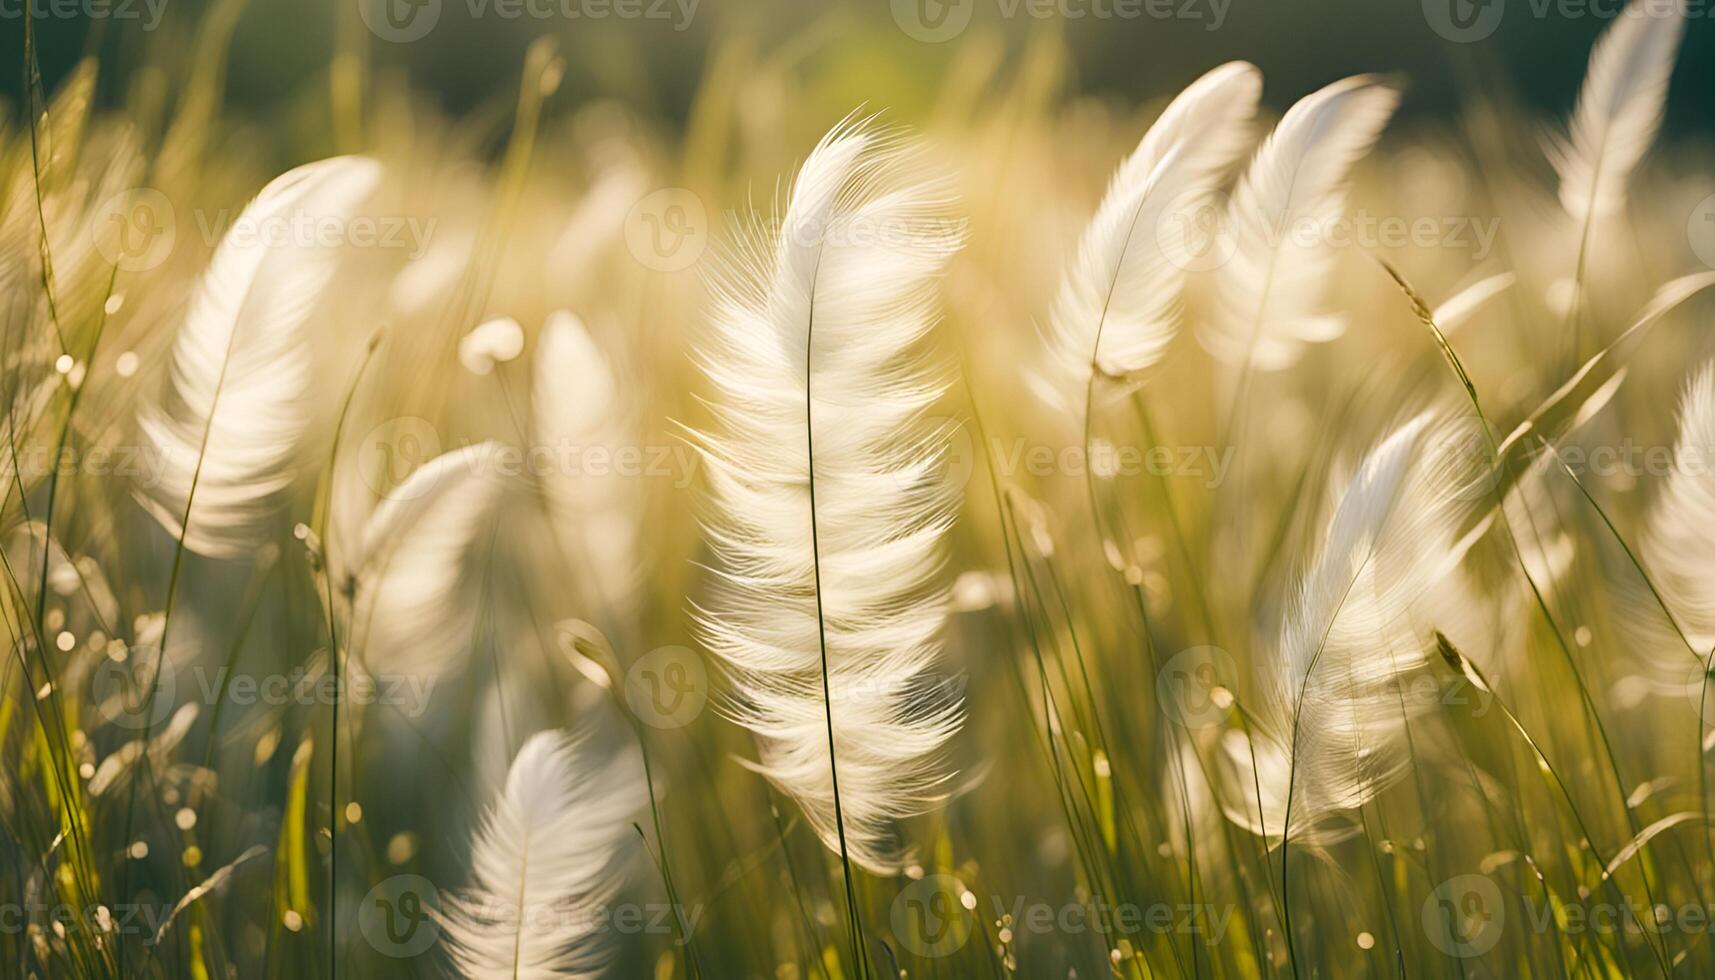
[
  {"x1": 136, "y1": 156, "x2": 381, "y2": 558},
  {"x1": 1553, "y1": 0, "x2": 1685, "y2": 222},
  {"x1": 1037, "y1": 62, "x2": 1260, "y2": 409},
  {"x1": 1220, "y1": 413, "x2": 1475, "y2": 845},
  {"x1": 440, "y1": 726, "x2": 647, "y2": 980},
  {"x1": 533, "y1": 310, "x2": 642, "y2": 615},
  {"x1": 689, "y1": 119, "x2": 965, "y2": 873},
  {"x1": 1200, "y1": 77, "x2": 1399, "y2": 372},
  {"x1": 1642, "y1": 363, "x2": 1715, "y2": 657},
  {"x1": 339, "y1": 441, "x2": 508, "y2": 681}
]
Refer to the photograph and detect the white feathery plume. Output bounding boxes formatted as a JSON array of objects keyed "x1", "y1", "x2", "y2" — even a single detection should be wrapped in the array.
[
  {"x1": 339, "y1": 442, "x2": 508, "y2": 680},
  {"x1": 689, "y1": 119, "x2": 965, "y2": 873},
  {"x1": 1200, "y1": 77, "x2": 1399, "y2": 372},
  {"x1": 1035, "y1": 62, "x2": 1260, "y2": 411},
  {"x1": 1553, "y1": 0, "x2": 1685, "y2": 222},
  {"x1": 440, "y1": 726, "x2": 647, "y2": 980},
  {"x1": 135, "y1": 157, "x2": 382, "y2": 558},
  {"x1": 1220, "y1": 413, "x2": 1475, "y2": 845},
  {"x1": 534, "y1": 310, "x2": 642, "y2": 615},
  {"x1": 1642, "y1": 363, "x2": 1715, "y2": 656}
]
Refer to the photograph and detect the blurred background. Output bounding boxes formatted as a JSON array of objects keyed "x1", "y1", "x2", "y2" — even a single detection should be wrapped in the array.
[
  {"x1": 8, "y1": 0, "x2": 1715, "y2": 158},
  {"x1": 7, "y1": 0, "x2": 1715, "y2": 976}
]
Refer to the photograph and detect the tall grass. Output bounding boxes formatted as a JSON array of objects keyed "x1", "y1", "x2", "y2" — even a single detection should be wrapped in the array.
[{"x1": 4, "y1": 3, "x2": 1715, "y2": 978}]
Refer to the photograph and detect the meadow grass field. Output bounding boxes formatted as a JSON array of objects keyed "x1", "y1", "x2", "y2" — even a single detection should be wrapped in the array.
[{"x1": 5, "y1": 0, "x2": 1715, "y2": 976}]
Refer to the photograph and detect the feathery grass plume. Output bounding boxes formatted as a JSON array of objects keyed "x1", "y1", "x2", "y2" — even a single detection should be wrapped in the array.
[
  {"x1": 1032, "y1": 62, "x2": 1260, "y2": 412},
  {"x1": 1199, "y1": 76, "x2": 1398, "y2": 371},
  {"x1": 1553, "y1": 0, "x2": 1685, "y2": 222},
  {"x1": 1641, "y1": 363, "x2": 1715, "y2": 657},
  {"x1": 440, "y1": 726, "x2": 647, "y2": 979},
  {"x1": 135, "y1": 157, "x2": 382, "y2": 558},
  {"x1": 338, "y1": 441, "x2": 508, "y2": 680},
  {"x1": 1218, "y1": 413, "x2": 1475, "y2": 845},
  {"x1": 689, "y1": 118, "x2": 965, "y2": 873},
  {"x1": 534, "y1": 310, "x2": 641, "y2": 615}
]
